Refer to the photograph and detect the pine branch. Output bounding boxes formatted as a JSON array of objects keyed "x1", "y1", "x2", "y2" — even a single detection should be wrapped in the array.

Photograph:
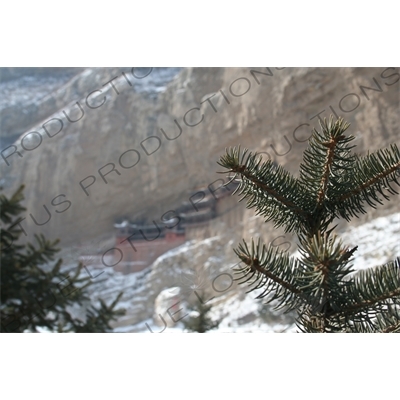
[
  {"x1": 333, "y1": 144, "x2": 400, "y2": 220},
  {"x1": 20, "y1": 234, "x2": 61, "y2": 267},
  {"x1": 218, "y1": 147, "x2": 307, "y2": 233},
  {"x1": 296, "y1": 232, "x2": 357, "y2": 315},
  {"x1": 297, "y1": 117, "x2": 356, "y2": 235},
  {"x1": 76, "y1": 292, "x2": 126, "y2": 332},
  {"x1": 343, "y1": 304, "x2": 400, "y2": 333},
  {"x1": 233, "y1": 238, "x2": 302, "y2": 310},
  {"x1": 331, "y1": 258, "x2": 400, "y2": 319},
  {"x1": 0, "y1": 185, "x2": 26, "y2": 224},
  {"x1": 373, "y1": 303, "x2": 400, "y2": 333},
  {"x1": 299, "y1": 118, "x2": 353, "y2": 197}
]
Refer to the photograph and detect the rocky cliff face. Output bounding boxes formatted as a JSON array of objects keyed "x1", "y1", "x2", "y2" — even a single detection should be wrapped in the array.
[
  {"x1": 1, "y1": 68, "x2": 87, "y2": 147},
  {"x1": 1, "y1": 67, "x2": 399, "y2": 250}
]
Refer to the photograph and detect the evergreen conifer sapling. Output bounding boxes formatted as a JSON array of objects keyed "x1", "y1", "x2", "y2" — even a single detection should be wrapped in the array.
[
  {"x1": 182, "y1": 290, "x2": 220, "y2": 333},
  {"x1": 0, "y1": 185, "x2": 125, "y2": 333},
  {"x1": 218, "y1": 117, "x2": 400, "y2": 333}
]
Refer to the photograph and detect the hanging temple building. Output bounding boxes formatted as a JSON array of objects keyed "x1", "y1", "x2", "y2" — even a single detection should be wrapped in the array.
[{"x1": 109, "y1": 181, "x2": 242, "y2": 274}]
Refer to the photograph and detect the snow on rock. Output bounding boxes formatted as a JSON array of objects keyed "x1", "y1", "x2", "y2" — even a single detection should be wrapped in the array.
[
  {"x1": 340, "y1": 213, "x2": 399, "y2": 271},
  {"x1": 81, "y1": 212, "x2": 399, "y2": 333},
  {"x1": 154, "y1": 287, "x2": 185, "y2": 328}
]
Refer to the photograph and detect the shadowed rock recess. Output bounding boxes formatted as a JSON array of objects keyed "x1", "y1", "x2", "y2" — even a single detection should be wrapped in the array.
[{"x1": 1, "y1": 68, "x2": 399, "y2": 331}]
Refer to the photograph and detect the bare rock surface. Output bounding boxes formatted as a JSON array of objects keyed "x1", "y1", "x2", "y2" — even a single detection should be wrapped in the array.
[{"x1": 1, "y1": 67, "x2": 398, "y2": 249}]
